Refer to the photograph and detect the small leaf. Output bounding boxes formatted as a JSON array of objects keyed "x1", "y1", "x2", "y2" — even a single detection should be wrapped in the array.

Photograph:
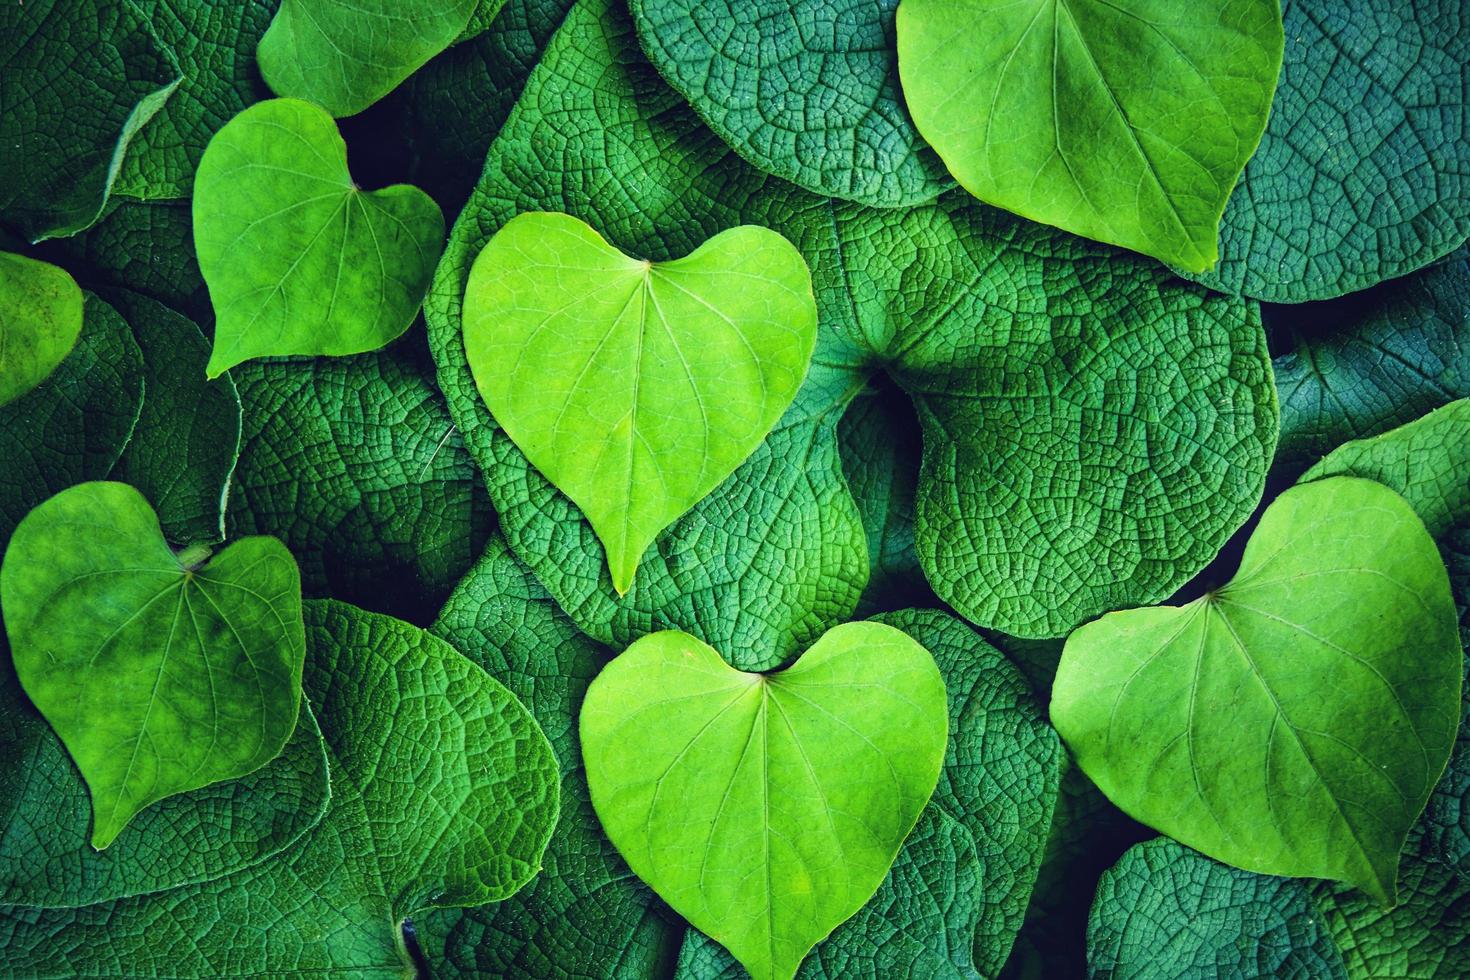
[
  {"x1": 1052, "y1": 476, "x2": 1462, "y2": 903},
  {"x1": 258, "y1": 0, "x2": 481, "y2": 117},
  {"x1": 581, "y1": 623, "x2": 948, "y2": 980},
  {"x1": 0, "y1": 252, "x2": 83, "y2": 407},
  {"x1": 193, "y1": 98, "x2": 444, "y2": 378},
  {"x1": 463, "y1": 211, "x2": 817, "y2": 594},
  {"x1": 0, "y1": 481, "x2": 305, "y2": 848},
  {"x1": 896, "y1": 0, "x2": 1283, "y2": 270}
]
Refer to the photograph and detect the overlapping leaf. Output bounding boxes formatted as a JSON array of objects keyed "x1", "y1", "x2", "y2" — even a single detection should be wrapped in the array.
[{"x1": 0, "y1": 253, "x2": 82, "y2": 407}]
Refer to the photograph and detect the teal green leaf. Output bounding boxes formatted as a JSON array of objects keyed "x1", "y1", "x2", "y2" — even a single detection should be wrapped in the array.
[
  {"x1": 1052, "y1": 477, "x2": 1462, "y2": 903},
  {"x1": 0, "y1": 293, "x2": 144, "y2": 546},
  {"x1": 1087, "y1": 838, "x2": 1348, "y2": 979},
  {"x1": 1187, "y1": 0, "x2": 1470, "y2": 301},
  {"x1": 0, "y1": 0, "x2": 180, "y2": 241},
  {"x1": 415, "y1": 535, "x2": 685, "y2": 978},
  {"x1": 895, "y1": 0, "x2": 1282, "y2": 271},
  {"x1": 1088, "y1": 837, "x2": 1470, "y2": 979},
  {"x1": 0, "y1": 649, "x2": 329, "y2": 908},
  {"x1": 838, "y1": 384, "x2": 931, "y2": 617},
  {"x1": 0, "y1": 600, "x2": 561, "y2": 976},
  {"x1": 114, "y1": 0, "x2": 279, "y2": 200},
  {"x1": 582, "y1": 623, "x2": 948, "y2": 980},
  {"x1": 0, "y1": 253, "x2": 83, "y2": 407},
  {"x1": 1302, "y1": 401, "x2": 1470, "y2": 882},
  {"x1": 228, "y1": 344, "x2": 493, "y2": 624},
  {"x1": 1271, "y1": 247, "x2": 1470, "y2": 476},
  {"x1": 0, "y1": 482, "x2": 304, "y2": 848},
  {"x1": 258, "y1": 0, "x2": 481, "y2": 117},
  {"x1": 193, "y1": 98, "x2": 444, "y2": 377},
  {"x1": 463, "y1": 211, "x2": 818, "y2": 594},
  {"x1": 630, "y1": 0, "x2": 950, "y2": 207},
  {"x1": 107, "y1": 290, "x2": 241, "y2": 545},
  {"x1": 427, "y1": 0, "x2": 1274, "y2": 653},
  {"x1": 675, "y1": 608, "x2": 1064, "y2": 980}
]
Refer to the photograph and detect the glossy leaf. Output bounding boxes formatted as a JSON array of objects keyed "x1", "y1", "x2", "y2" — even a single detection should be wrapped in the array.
[
  {"x1": 107, "y1": 290, "x2": 241, "y2": 545},
  {"x1": 193, "y1": 98, "x2": 444, "y2": 377},
  {"x1": 896, "y1": 0, "x2": 1283, "y2": 270},
  {"x1": 0, "y1": 252, "x2": 83, "y2": 407},
  {"x1": 581, "y1": 624, "x2": 948, "y2": 980},
  {"x1": 1188, "y1": 0, "x2": 1470, "y2": 301},
  {"x1": 0, "y1": 482, "x2": 304, "y2": 847},
  {"x1": 0, "y1": 601, "x2": 560, "y2": 976},
  {"x1": 1052, "y1": 477, "x2": 1462, "y2": 902},
  {"x1": 258, "y1": 0, "x2": 481, "y2": 117},
  {"x1": 463, "y1": 211, "x2": 817, "y2": 594},
  {"x1": 0, "y1": 0, "x2": 179, "y2": 240},
  {"x1": 630, "y1": 0, "x2": 950, "y2": 206}
]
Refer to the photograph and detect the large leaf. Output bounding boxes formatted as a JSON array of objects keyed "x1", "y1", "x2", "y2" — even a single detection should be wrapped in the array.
[
  {"x1": 427, "y1": 0, "x2": 1275, "y2": 655},
  {"x1": 0, "y1": 293, "x2": 144, "y2": 547},
  {"x1": 675, "y1": 608, "x2": 1065, "y2": 979},
  {"x1": 463, "y1": 211, "x2": 817, "y2": 593},
  {"x1": 0, "y1": 253, "x2": 82, "y2": 407},
  {"x1": 0, "y1": 482, "x2": 304, "y2": 848},
  {"x1": 116, "y1": 0, "x2": 279, "y2": 199},
  {"x1": 895, "y1": 0, "x2": 1282, "y2": 271},
  {"x1": 107, "y1": 290, "x2": 241, "y2": 545},
  {"x1": 193, "y1": 98, "x2": 443, "y2": 377},
  {"x1": 0, "y1": 0, "x2": 179, "y2": 240},
  {"x1": 0, "y1": 601, "x2": 560, "y2": 976},
  {"x1": 1270, "y1": 246, "x2": 1470, "y2": 476},
  {"x1": 0, "y1": 652, "x2": 329, "y2": 909},
  {"x1": 258, "y1": 0, "x2": 481, "y2": 117},
  {"x1": 1303, "y1": 401, "x2": 1470, "y2": 882},
  {"x1": 228, "y1": 343, "x2": 493, "y2": 625},
  {"x1": 582, "y1": 624, "x2": 948, "y2": 980},
  {"x1": 1188, "y1": 0, "x2": 1470, "y2": 301},
  {"x1": 1052, "y1": 476, "x2": 1462, "y2": 902},
  {"x1": 630, "y1": 0, "x2": 951, "y2": 207},
  {"x1": 1088, "y1": 837, "x2": 1470, "y2": 979}
]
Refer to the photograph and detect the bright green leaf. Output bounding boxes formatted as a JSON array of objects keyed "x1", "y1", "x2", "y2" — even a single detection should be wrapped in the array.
[
  {"x1": 428, "y1": 0, "x2": 1274, "y2": 652},
  {"x1": 228, "y1": 345, "x2": 493, "y2": 624},
  {"x1": 1088, "y1": 836, "x2": 1470, "y2": 979},
  {"x1": 581, "y1": 623, "x2": 948, "y2": 980},
  {"x1": 0, "y1": 0, "x2": 180, "y2": 241},
  {"x1": 258, "y1": 0, "x2": 481, "y2": 117},
  {"x1": 193, "y1": 98, "x2": 444, "y2": 378},
  {"x1": 630, "y1": 0, "x2": 951, "y2": 207},
  {"x1": 463, "y1": 211, "x2": 817, "y2": 594},
  {"x1": 0, "y1": 252, "x2": 83, "y2": 407},
  {"x1": 0, "y1": 481, "x2": 304, "y2": 848},
  {"x1": 0, "y1": 600, "x2": 561, "y2": 976},
  {"x1": 107, "y1": 290, "x2": 241, "y2": 545},
  {"x1": 0, "y1": 293, "x2": 144, "y2": 547},
  {"x1": 1052, "y1": 476, "x2": 1462, "y2": 902},
  {"x1": 895, "y1": 0, "x2": 1283, "y2": 270},
  {"x1": 114, "y1": 0, "x2": 279, "y2": 200},
  {"x1": 0, "y1": 649, "x2": 329, "y2": 908},
  {"x1": 1187, "y1": 0, "x2": 1470, "y2": 301}
]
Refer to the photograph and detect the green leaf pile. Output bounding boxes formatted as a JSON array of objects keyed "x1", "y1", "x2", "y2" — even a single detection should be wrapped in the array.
[{"x1": 2, "y1": 0, "x2": 1467, "y2": 972}]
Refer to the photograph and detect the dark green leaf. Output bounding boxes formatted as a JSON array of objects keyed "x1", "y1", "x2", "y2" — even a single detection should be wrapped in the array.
[
  {"x1": 0, "y1": 0, "x2": 179, "y2": 240},
  {"x1": 631, "y1": 0, "x2": 951, "y2": 207}
]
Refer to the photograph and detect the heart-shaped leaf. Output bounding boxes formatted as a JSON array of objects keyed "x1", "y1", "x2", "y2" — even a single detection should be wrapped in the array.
[
  {"x1": 1051, "y1": 476, "x2": 1462, "y2": 903},
  {"x1": 0, "y1": 481, "x2": 305, "y2": 848},
  {"x1": 193, "y1": 98, "x2": 444, "y2": 378},
  {"x1": 0, "y1": 252, "x2": 83, "y2": 408},
  {"x1": 580, "y1": 623, "x2": 948, "y2": 980},
  {"x1": 462, "y1": 210, "x2": 817, "y2": 594},
  {"x1": 896, "y1": 0, "x2": 1283, "y2": 270}
]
